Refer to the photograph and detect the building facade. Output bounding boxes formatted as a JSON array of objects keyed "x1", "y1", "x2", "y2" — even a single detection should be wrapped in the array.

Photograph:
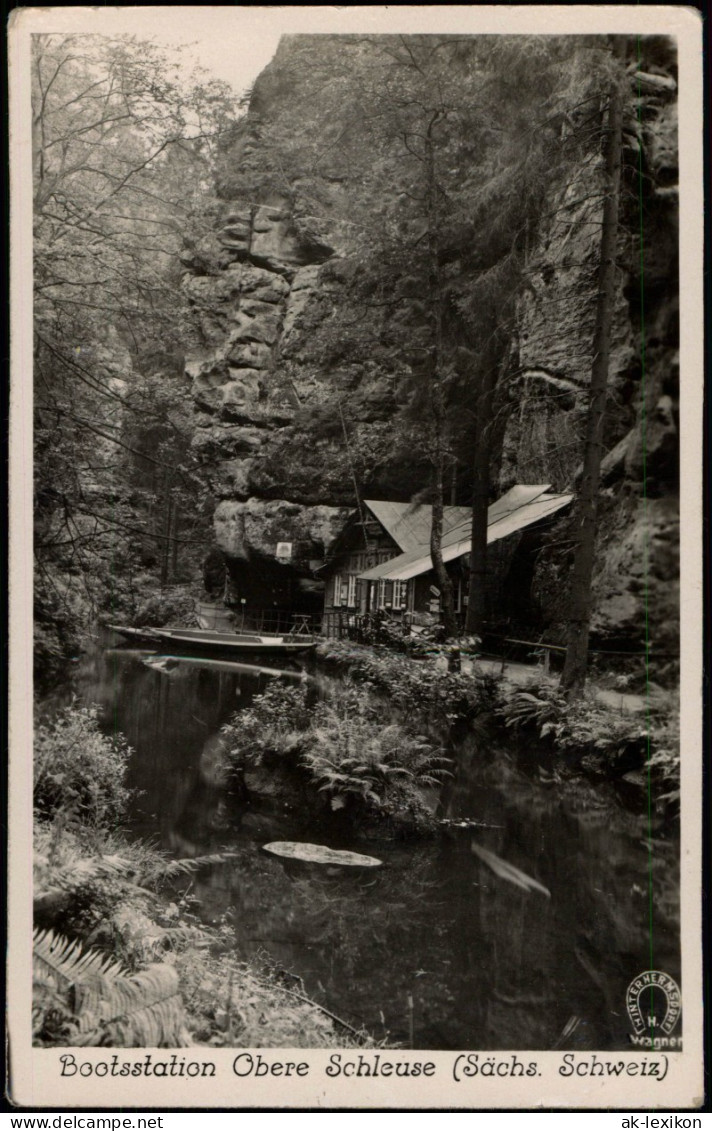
[{"x1": 321, "y1": 488, "x2": 573, "y2": 637}]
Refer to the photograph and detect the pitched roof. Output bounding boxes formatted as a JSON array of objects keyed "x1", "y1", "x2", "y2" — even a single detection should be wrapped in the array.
[
  {"x1": 363, "y1": 500, "x2": 472, "y2": 554},
  {"x1": 359, "y1": 485, "x2": 573, "y2": 582}
]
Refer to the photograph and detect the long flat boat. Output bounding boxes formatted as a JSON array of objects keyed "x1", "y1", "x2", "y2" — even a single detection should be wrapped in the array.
[
  {"x1": 150, "y1": 627, "x2": 316, "y2": 656},
  {"x1": 106, "y1": 624, "x2": 163, "y2": 645}
]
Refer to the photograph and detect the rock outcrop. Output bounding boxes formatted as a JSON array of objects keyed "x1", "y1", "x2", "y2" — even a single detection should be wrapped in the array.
[
  {"x1": 183, "y1": 34, "x2": 679, "y2": 659},
  {"x1": 183, "y1": 211, "x2": 349, "y2": 581},
  {"x1": 497, "y1": 47, "x2": 679, "y2": 653}
]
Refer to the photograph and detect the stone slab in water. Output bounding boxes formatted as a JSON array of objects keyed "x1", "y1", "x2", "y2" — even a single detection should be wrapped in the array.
[{"x1": 262, "y1": 841, "x2": 382, "y2": 867}]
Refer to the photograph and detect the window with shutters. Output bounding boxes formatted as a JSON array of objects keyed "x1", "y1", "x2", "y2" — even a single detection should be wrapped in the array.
[
  {"x1": 392, "y1": 580, "x2": 409, "y2": 610},
  {"x1": 332, "y1": 574, "x2": 343, "y2": 607},
  {"x1": 347, "y1": 575, "x2": 358, "y2": 607}
]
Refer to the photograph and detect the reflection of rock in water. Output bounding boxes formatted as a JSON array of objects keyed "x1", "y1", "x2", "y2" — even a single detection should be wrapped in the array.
[
  {"x1": 141, "y1": 657, "x2": 180, "y2": 676},
  {"x1": 168, "y1": 768, "x2": 232, "y2": 856},
  {"x1": 240, "y1": 811, "x2": 297, "y2": 840},
  {"x1": 199, "y1": 731, "x2": 230, "y2": 788}
]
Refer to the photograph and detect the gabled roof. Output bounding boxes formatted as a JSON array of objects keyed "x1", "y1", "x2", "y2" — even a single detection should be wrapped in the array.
[
  {"x1": 363, "y1": 500, "x2": 472, "y2": 555},
  {"x1": 359, "y1": 485, "x2": 573, "y2": 582}
]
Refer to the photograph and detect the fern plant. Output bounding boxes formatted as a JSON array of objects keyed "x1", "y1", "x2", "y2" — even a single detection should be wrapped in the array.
[
  {"x1": 301, "y1": 709, "x2": 451, "y2": 811},
  {"x1": 36, "y1": 840, "x2": 239, "y2": 901},
  {"x1": 496, "y1": 677, "x2": 668, "y2": 776},
  {"x1": 34, "y1": 824, "x2": 239, "y2": 968},
  {"x1": 33, "y1": 927, "x2": 190, "y2": 1047},
  {"x1": 221, "y1": 682, "x2": 311, "y2": 769}
]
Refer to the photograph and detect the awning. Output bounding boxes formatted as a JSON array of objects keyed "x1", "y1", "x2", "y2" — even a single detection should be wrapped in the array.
[{"x1": 359, "y1": 486, "x2": 573, "y2": 583}]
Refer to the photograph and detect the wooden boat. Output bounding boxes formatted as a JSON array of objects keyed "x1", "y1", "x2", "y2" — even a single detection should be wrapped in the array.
[
  {"x1": 106, "y1": 624, "x2": 163, "y2": 646},
  {"x1": 149, "y1": 627, "x2": 316, "y2": 656}
]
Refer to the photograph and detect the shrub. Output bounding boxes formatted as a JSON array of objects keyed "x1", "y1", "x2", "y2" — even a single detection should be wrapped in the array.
[
  {"x1": 317, "y1": 641, "x2": 502, "y2": 724},
  {"x1": 497, "y1": 677, "x2": 677, "y2": 788},
  {"x1": 34, "y1": 704, "x2": 133, "y2": 828},
  {"x1": 132, "y1": 584, "x2": 200, "y2": 628},
  {"x1": 221, "y1": 677, "x2": 451, "y2": 830},
  {"x1": 221, "y1": 681, "x2": 312, "y2": 768},
  {"x1": 34, "y1": 576, "x2": 85, "y2": 691}
]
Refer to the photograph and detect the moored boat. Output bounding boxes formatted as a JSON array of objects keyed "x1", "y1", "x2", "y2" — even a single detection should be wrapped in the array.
[
  {"x1": 150, "y1": 627, "x2": 316, "y2": 656},
  {"x1": 106, "y1": 624, "x2": 163, "y2": 645}
]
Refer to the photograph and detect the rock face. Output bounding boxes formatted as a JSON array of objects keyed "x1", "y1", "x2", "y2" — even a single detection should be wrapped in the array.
[
  {"x1": 184, "y1": 214, "x2": 352, "y2": 594},
  {"x1": 184, "y1": 35, "x2": 679, "y2": 659},
  {"x1": 497, "y1": 48, "x2": 679, "y2": 654}
]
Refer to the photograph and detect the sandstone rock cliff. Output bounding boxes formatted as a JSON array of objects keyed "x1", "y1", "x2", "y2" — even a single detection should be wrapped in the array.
[{"x1": 183, "y1": 35, "x2": 679, "y2": 658}]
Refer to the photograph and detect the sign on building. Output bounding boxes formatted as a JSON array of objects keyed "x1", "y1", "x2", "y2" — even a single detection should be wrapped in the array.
[{"x1": 276, "y1": 542, "x2": 293, "y2": 562}]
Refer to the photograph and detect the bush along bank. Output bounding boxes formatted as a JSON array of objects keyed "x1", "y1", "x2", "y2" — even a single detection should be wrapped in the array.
[
  {"x1": 33, "y1": 704, "x2": 374, "y2": 1049},
  {"x1": 220, "y1": 681, "x2": 453, "y2": 838},
  {"x1": 315, "y1": 641, "x2": 680, "y2": 806}
]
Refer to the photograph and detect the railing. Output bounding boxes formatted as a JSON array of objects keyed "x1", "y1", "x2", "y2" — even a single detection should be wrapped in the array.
[
  {"x1": 322, "y1": 610, "x2": 443, "y2": 649},
  {"x1": 199, "y1": 603, "x2": 319, "y2": 637},
  {"x1": 322, "y1": 619, "x2": 665, "y2": 673}
]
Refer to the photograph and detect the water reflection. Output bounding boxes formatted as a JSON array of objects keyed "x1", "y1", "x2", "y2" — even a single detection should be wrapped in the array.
[{"x1": 51, "y1": 639, "x2": 680, "y2": 1050}]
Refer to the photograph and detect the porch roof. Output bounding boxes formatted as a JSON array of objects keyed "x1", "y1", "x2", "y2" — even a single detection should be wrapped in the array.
[{"x1": 358, "y1": 485, "x2": 573, "y2": 582}]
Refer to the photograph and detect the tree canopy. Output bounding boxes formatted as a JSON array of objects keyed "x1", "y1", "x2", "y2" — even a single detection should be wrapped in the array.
[{"x1": 32, "y1": 34, "x2": 239, "y2": 681}]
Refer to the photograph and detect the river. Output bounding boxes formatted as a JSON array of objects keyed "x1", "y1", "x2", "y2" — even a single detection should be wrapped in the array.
[{"x1": 44, "y1": 633, "x2": 681, "y2": 1051}]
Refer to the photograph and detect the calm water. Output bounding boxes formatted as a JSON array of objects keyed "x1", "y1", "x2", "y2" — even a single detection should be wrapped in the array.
[{"x1": 48, "y1": 633, "x2": 680, "y2": 1051}]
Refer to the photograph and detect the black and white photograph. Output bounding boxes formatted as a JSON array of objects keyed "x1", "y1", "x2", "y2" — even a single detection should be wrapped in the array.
[{"x1": 8, "y1": 5, "x2": 704, "y2": 1112}]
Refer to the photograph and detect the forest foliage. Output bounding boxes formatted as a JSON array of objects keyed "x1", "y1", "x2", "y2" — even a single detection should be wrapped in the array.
[
  {"x1": 30, "y1": 31, "x2": 677, "y2": 694},
  {"x1": 32, "y1": 34, "x2": 239, "y2": 683}
]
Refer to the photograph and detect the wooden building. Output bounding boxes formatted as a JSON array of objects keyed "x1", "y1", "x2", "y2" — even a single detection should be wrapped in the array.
[{"x1": 320, "y1": 486, "x2": 572, "y2": 637}]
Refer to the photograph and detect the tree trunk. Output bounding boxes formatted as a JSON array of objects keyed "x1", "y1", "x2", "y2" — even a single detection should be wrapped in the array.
[
  {"x1": 560, "y1": 68, "x2": 624, "y2": 694},
  {"x1": 430, "y1": 450, "x2": 457, "y2": 637},
  {"x1": 159, "y1": 475, "x2": 173, "y2": 589},
  {"x1": 171, "y1": 502, "x2": 179, "y2": 579},
  {"x1": 425, "y1": 112, "x2": 457, "y2": 639},
  {"x1": 465, "y1": 362, "x2": 498, "y2": 635}
]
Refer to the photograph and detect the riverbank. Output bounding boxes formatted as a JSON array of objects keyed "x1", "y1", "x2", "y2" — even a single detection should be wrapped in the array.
[
  {"x1": 32, "y1": 705, "x2": 377, "y2": 1050},
  {"x1": 219, "y1": 678, "x2": 450, "y2": 838},
  {"x1": 315, "y1": 641, "x2": 679, "y2": 802}
]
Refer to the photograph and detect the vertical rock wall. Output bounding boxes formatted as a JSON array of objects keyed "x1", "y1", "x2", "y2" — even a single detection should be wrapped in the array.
[
  {"x1": 498, "y1": 46, "x2": 679, "y2": 655},
  {"x1": 183, "y1": 202, "x2": 351, "y2": 594},
  {"x1": 184, "y1": 35, "x2": 679, "y2": 657}
]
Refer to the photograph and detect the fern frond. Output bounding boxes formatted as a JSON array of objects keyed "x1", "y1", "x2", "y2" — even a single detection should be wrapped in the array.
[
  {"x1": 145, "y1": 852, "x2": 238, "y2": 884},
  {"x1": 33, "y1": 927, "x2": 127, "y2": 987},
  {"x1": 70, "y1": 964, "x2": 190, "y2": 1047},
  {"x1": 33, "y1": 928, "x2": 192, "y2": 1047},
  {"x1": 160, "y1": 926, "x2": 210, "y2": 948},
  {"x1": 34, "y1": 854, "x2": 135, "y2": 898}
]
